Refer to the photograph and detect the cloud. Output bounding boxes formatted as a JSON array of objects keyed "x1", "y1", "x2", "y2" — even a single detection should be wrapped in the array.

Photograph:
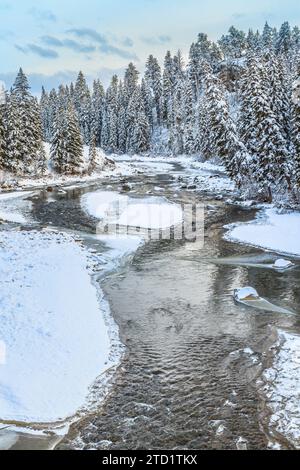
[
  {"x1": 15, "y1": 44, "x2": 59, "y2": 59},
  {"x1": 140, "y1": 35, "x2": 171, "y2": 45},
  {"x1": 41, "y1": 35, "x2": 96, "y2": 53},
  {"x1": 99, "y1": 44, "x2": 138, "y2": 60},
  {"x1": 28, "y1": 7, "x2": 57, "y2": 23},
  {"x1": 67, "y1": 28, "x2": 106, "y2": 44},
  {"x1": 67, "y1": 28, "x2": 139, "y2": 60},
  {"x1": 121, "y1": 37, "x2": 134, "y2": 48}
]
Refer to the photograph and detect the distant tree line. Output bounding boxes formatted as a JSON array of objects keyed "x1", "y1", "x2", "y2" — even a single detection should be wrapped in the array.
[{"x1": 1, "y1": 22, "x2": 300, "y2": 201}]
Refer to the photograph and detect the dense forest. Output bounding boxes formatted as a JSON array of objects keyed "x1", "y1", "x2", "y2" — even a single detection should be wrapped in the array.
[{"x1": 1, "y1": 21, "x2": 300, "y2": 203}]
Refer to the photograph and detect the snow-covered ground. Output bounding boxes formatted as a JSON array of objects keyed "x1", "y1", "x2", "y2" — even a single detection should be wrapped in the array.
[
  {"x1": 261, "y1": 330, "x2": 300, "y2": 449},
  {"x1": 0, "y1": 230, "x2": 121, "y2": 423},
  {"x1": 225, "y1": 207, "x2": 300, "y2": 257},
  {"x1": 0, "y1": 143, "x2": 116, "y2": 193}
]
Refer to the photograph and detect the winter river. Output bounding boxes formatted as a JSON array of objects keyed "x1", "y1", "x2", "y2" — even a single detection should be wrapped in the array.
[{"x1": 0, "y1": 157, "x2": 300, "y2": 450}]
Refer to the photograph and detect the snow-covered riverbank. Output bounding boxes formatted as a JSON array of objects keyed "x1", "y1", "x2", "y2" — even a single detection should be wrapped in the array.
[
  {"x1": 261, "y1": 330, "x2": 300, "y2": 449},
  {"x1": 0, "y1": 229, "x2": 122, "y2": 423}
]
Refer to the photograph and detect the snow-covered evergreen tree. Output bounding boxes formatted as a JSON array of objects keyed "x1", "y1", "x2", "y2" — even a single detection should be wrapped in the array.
[
  {"x1": 88, "y1": 135, "x2": 97, "y2": 174},
  {"x1": 51, "y1": 104, "x2": 84, "y2": 175},
  {"x1": 183, "y1": 78, "x2": 195, "y2": 154},
  {"x1": 91, "y1": 79, "x2": 105, "y2": 147},
  {"x1": 219, "y1": 26, "x2": 246, "y2": 60},
  {"x1": 102, "y1": 75, "x2": 119, "y2": 153},
  {"x1": 291, "y1": 71, "x2": 300, "y2": 188},
  {"x1": 4, "y1": 68, "x2": 46, "y2": 175},
  {"x1": 145, "y1": 55, "x2": 162, "y2": 126},
  {"x1": 276, "y1": 22, "x2": 292, "y2": 56},
  {"x1": 162, "y1": 51, "x2": 174, "y2": 127},
  {"x1": 132, "y1": 108, "x2": 150, "y2": 153},
  {"x1": 0, "y1": 100, "x2": 5, "y2": 170},
  {"x1": 201, "y1": 72, "x2": 246, "y2": 181},
  {"x1": 262, "y1": 22, "x2": 275, "y2": 52},
  {"x1": 74, "y1": 71, "x2": 91, "y2": 145},
  {"x1": 170, "y1": 79, "x2": 185, "y2": 154},
  {"x1": 40, "y1": 86, "x2": 51, "y2": 142}
]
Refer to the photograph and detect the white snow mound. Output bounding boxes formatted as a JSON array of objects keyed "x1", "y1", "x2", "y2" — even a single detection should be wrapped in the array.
[
  {"x1": 234, "y1": 287, "x2": 260, "y2": 301},
  {"x1": 273, "y1": 259, "x2": 294, "y2": 270}
]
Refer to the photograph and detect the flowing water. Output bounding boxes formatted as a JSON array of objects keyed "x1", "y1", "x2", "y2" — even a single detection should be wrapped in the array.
[{"x1": 1, "y1": 159, "x2": 300, "y2": 450}]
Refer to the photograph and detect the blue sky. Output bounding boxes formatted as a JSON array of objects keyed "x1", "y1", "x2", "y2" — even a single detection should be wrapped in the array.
[{"x1": 1, "y1": 0, "x2": 300, "y2": 93}]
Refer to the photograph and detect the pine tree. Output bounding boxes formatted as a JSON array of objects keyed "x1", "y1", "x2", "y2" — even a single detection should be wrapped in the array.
[
  {"x1": 141, "y1": 78, "x2": 154, "y2": 130},
  {"x1": 50, "y1": 102, "x2": 67, "y2": 174},
  {"x1": 132, "y1": 109, "x2": 150, "y2": 153},
  {"x1": 91, "y1": 79, "x2": 105, "y2": 147},
  {"x1": 162, "y1": 51, "x2": 174, "y2": 126},
  {"x1": 0, "y1": 102, "x2": 5, "y2": 170},
  {"x1": 88, "y1": 135, "x2": 98, "y2": 174},
  {"x1": 262, "y1": 22, "x2": 275, "y2": 52},
  {"x1": 126, "y1": 88, "x2": 139, "y2": 152},
  {"x1": 5, "y1": 68, "x2": 46, "y2": 175},
  {"x1": 74, "y1": 71, "x2": 91, "y2": 144},
  {"x1": 183, "y1": 79, "x2": 195, "y2": 154},
  {"x1": 170, "y1": 79, "x2": 185, "y2": 154},
  {"x1": 117, "y1": 81, "x2": 127, "y2": 153},
  {"x1": 102, "y1": 75, "x2": 119, "y2": 152},
  {"x1": 291, "y1": 70, "x2": 300, "y2": 188},
  {"x1": 40, "y1": 86, "x2": 51, "y2": 142},
  {"x1": 51, "y1": 104, "x2": 84, "y2": 175},
  {"x1": 145, "y1": 55, "x2": 162, "y2": 126},
  {"x1": 201, "y1": 72, "x2": 246, "y2": 181},
  {"x1": 267, "y1": 53, "x2": 291, "y2": 142},
  {"x1": 219, "y1": 26, "x2": 246, "y2": 60},
  {"x1": 276, "y1": 22, "x2": 292, "y2": 56},
  {"x1": 124, "y1": 63, "x2": 139, "y2": 103}
]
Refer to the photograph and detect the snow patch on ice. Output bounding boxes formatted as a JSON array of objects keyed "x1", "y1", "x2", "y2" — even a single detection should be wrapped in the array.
[
  {"x1": 82, "y1": 190, "x2": 183, "y2": 230},
  {"x1": 225, "y1": 208, "x2": 300, "y2": 256}
]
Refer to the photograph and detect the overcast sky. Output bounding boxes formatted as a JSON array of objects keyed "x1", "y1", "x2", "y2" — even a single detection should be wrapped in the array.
[{"x1": 1, "y1": 0, "x2": 299, "y2": 93}]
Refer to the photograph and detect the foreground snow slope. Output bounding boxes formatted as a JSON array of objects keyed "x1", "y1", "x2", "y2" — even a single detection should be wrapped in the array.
[
  {"x1": 0, "y1": 230, "x2": 114, "y2": 423},
  {"x1": 226, "y1": 207, "x2": 300, "y2": 256}
]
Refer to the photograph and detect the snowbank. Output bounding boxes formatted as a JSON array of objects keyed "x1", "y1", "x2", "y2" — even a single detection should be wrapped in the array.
[
  {"x1": 0, "y1": 230, "x2": 117, "y2": 423},
  {"x1": 226, "y1": 207, "x2": 300, "y2": 256},
  {"x1": 262, "y1": 330, "x2": 300, "y2": 449}
]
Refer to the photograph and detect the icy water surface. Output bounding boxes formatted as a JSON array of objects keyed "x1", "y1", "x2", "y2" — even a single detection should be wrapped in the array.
[{"x1": 1, "y1": 158, "x2": 300, "y2": 450}]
